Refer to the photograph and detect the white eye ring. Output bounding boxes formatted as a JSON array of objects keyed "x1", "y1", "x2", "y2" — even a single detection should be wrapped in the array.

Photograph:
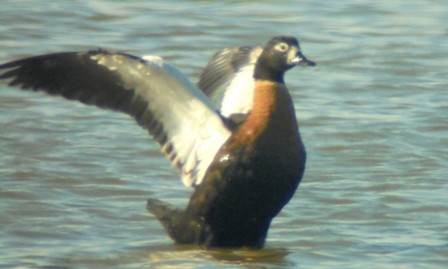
[{"x1": 275, "y1": 43, "x2": 289, "y2": 52}]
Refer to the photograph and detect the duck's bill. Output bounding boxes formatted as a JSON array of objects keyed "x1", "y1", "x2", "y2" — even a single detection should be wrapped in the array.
[{"x1": 292, "y1": 51, "x2": 316, "y2": 67}]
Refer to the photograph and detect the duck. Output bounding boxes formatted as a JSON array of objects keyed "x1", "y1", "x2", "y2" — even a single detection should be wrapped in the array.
[{"x1": 0, "y1": 36, "x2": 315, "y2": 249}]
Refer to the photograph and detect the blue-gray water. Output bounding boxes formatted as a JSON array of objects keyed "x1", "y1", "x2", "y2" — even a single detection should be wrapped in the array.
[{"x1": 0, "y1": 0, "x2": 447, "y2": 268}]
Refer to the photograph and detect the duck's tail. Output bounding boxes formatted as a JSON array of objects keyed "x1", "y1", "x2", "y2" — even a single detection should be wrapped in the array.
[
  {"x1": 147, "y1": 198, "x2": 180, "y2": 232},
  {"x1": 147, "y1": 198, "x2": 208, "y2": 245}
]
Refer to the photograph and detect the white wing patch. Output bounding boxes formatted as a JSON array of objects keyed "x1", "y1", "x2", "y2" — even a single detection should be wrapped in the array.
[{"x1": 220, "y1": 63, "x2": 255, "y2": 120}]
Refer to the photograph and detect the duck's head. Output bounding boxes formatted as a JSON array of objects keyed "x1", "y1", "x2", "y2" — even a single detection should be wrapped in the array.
[{"x1": 254, "y1": 36, "x2": 316, "y2": 82}]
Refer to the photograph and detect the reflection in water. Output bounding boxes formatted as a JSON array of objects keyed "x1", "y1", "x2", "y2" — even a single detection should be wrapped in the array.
[
  {"x1": 209, "y1": 247, "x2": 292, "y2": 268},
  {"x1": 52, "y1": 244, "x2": 293, "y2": 269}
]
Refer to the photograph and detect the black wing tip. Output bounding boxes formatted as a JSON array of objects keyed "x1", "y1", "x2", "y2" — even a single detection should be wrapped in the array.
[
  {"x1": 0, "y1": 57, "x2": 26, "y2": 71},
  {"x1": 0, "y1": 49, "x2": 145, "y2": 78},
  {"x1": 86, "y1": 47, "x2": 113, "y2": 57},
  {"x1": 0, "y1": 49, "x2": 105, "y2": 70}
]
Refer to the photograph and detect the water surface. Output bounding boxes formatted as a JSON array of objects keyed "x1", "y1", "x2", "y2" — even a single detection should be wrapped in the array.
[{"x1": 1, "y1": 0, "x2": 447, "y2": 268}]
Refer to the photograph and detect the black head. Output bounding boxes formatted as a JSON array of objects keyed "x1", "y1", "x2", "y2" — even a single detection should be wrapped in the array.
[{"x1": 254, "y1": 36, "x2": 315, "y2": 83}]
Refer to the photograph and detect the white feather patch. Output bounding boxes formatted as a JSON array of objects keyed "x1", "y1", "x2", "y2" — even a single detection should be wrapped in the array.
[{"x1": 220, "y1": 64, "x2": 255, "y2": 119}]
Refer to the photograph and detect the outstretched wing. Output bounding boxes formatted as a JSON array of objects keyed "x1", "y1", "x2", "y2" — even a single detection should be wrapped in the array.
[
  {"x1": 0, "y1": 50, "x2": 231, "y2": 186},
  {"x1": 197, "y1": 45, "x2": 262, "y2": 126}
]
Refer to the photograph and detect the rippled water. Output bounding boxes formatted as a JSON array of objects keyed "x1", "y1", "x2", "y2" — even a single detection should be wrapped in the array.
[{"x1": 1, "y1": 0, "x2": 447, "y2": 268}]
